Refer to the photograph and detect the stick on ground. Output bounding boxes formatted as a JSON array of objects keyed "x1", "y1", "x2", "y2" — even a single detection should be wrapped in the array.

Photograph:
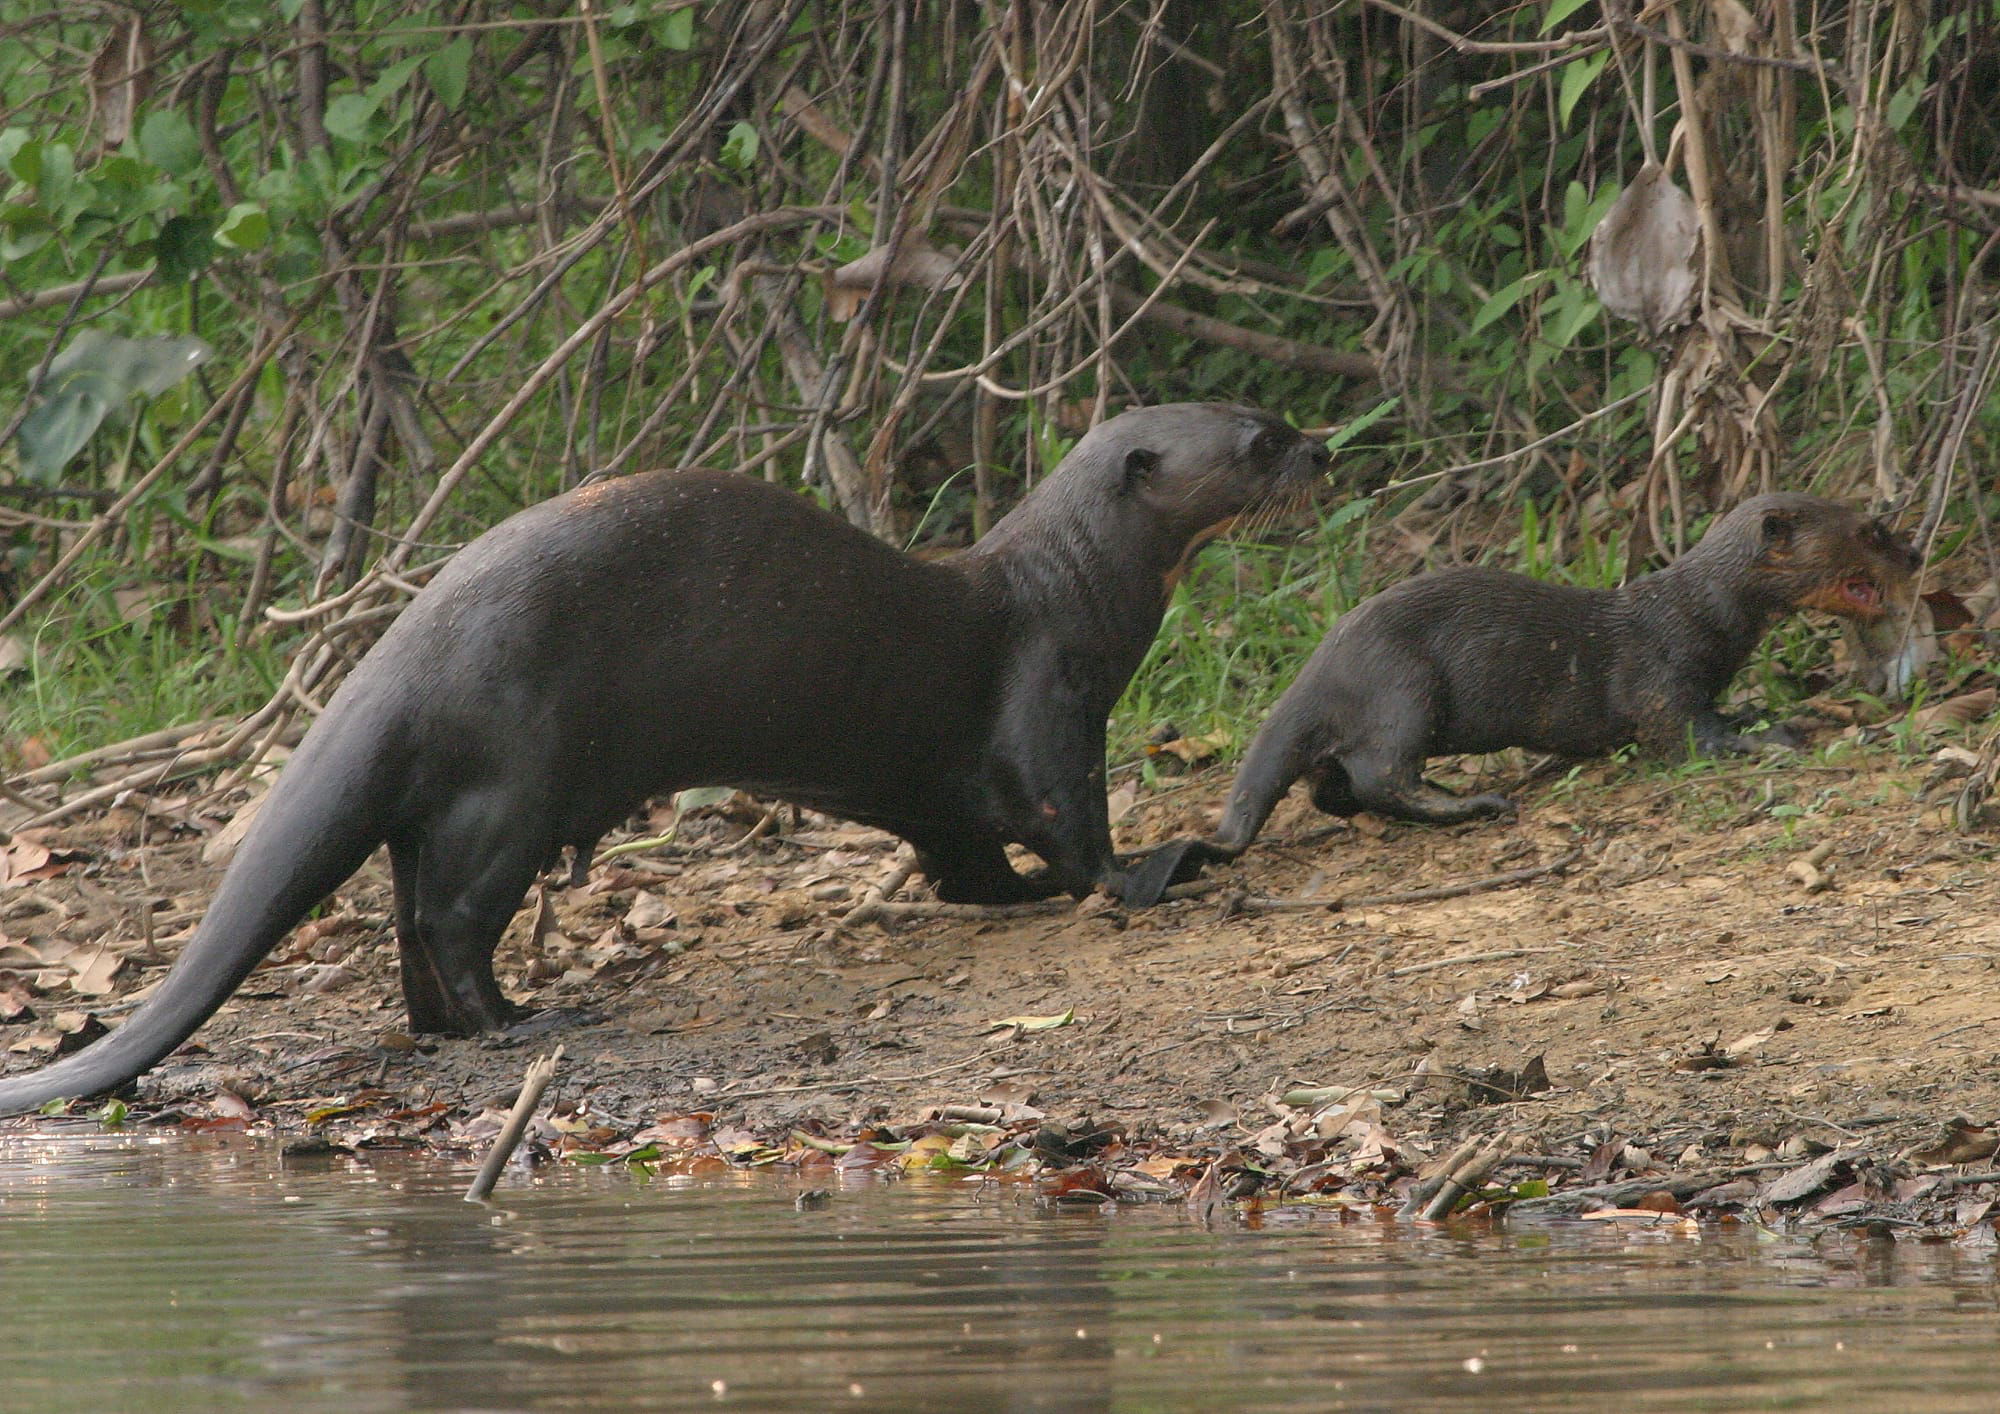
[{"x1": 465, "y1": 1045, "x2": 564, "y2": 1202}]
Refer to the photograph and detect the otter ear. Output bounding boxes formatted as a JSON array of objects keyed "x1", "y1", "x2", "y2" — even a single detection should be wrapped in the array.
[{"x1": 1121, "y1": 447, "x2": 1160, "y2": 493}]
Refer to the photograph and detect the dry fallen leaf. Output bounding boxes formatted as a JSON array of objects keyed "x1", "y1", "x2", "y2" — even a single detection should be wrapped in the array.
[
  {"x1": 1907, "y1": 1119, "x2": 2000, "y2": 1167},
  {"x1": 1579, "y1": 1208, "x2": 1700, "y2": 1234},
  {"x1": 1722, "y1": 1026, "x2": 1776, "y2": 1058},
  {"x1": 1759, "y1": 1149, "x2": 1848, "y2": 1205},
  {"x1": 979, "y1": 1078, "x2": 1037, "y2": 1108},
  {"x1": 202, "y1": 788, "x2": 269, "y2": 865},
  {"x1": 1151, "y1": 731, "x2": 1232, "y2": 767},
  {"x1": 1911, "y1": 688, "x2": 1998, "y2": 737},
  {"x1": 89, "y1": 11, "x2": 152, "y2": 147},
  {"x1": 987, "y1": 1007, "x2": 1075, "y2": 1034},
  {"x1": 67, "y1": 947, "x2": 125, "y2": 997},
  {"x1": 624, "y1": 893, "x2": 676, "y2": 931},
  {"x1": 1193, "y1": 1098, "x2": 1240, "y2": 1126},
  {"x1": 824, "y1": 237, "x2": 963, "y2": 321},
  {"x1": 1588, "y1": 162, "x2": 1700, "y2": 337}
]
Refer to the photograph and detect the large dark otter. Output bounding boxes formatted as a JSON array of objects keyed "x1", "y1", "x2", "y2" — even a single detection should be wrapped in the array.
[
  {"x1": 1127, "y1": 493, "x2": 1918, "y2": 904},
  {"x1": 0, "y1": 403, "x2": 1328, "y2": 1111}
]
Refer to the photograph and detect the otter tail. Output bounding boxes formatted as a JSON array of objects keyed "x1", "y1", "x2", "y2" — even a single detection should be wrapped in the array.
[
  {"x1": 0, "y1": 738, "x2": 389, "y2": 1115},
  {"x1": 1121, "y1": 709, "x2": 1323, "y2": 908}
]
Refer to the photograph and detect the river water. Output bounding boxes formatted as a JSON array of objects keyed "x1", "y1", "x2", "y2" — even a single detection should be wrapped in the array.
[{"x1": 3, "y1": 1132, "x2": 1998, "y2": 1411}]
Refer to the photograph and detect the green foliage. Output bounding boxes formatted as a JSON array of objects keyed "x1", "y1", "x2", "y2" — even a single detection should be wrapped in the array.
[
  {"x1": 16, "y1": 332, "x2": 211, "y2": 480},
  {"x1": 0, "y1": 0, "x2": 1989, "y2": 780}
]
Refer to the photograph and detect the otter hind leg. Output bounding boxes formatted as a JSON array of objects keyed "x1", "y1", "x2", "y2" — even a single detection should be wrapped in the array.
[
  {"x1": 395, "y1": 793, "x2": 550, "y2": 1036},
  {"x1": 1339, "y1": 747, "x2": 1515, "y2": 824},
  {"x1": 388, "y1": 842, "x2": 456, "y2": 1034},
  {"x1": 1305, "y1": 759, "x2": 1361, "y2": 816}
]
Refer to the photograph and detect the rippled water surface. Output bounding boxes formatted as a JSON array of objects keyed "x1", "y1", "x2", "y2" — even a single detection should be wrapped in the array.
[{"x1": 5, "y1": 1133, "x2": 2000, "y2": 1410}]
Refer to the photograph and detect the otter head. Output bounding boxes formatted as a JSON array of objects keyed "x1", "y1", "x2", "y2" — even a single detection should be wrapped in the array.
[
  {"x1": 1743, "y1": 495, "x2": 1919, "y2": 622},
  {"x1": 1092, "y1": 403, "x2": 1329, "y2": 582}
]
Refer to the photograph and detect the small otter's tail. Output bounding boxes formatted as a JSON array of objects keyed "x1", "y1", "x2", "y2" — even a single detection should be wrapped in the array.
[
  {"x1": 1121, "y1": 716, "x2": 1323, "y2": 907},
  {"x1": 0, "y1": 745, "x2": 387, "y2": 1115}
]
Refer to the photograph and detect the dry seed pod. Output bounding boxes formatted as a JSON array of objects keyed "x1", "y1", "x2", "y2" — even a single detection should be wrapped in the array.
[{"x1": 1588, "y1": 162, "x2": 1700, "y2": 337}]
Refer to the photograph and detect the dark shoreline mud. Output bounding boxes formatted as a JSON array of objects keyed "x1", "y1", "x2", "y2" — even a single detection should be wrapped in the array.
[{"x1": 6, "y1": 745, "x2": 2000, "y2": 1234}]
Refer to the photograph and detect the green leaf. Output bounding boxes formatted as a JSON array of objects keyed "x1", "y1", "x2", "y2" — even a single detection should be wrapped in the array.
[
  {"x1": 0, "y1": 203, "x2": 54, "y2": 262},
  {"x1": 719, "y1": 121, "x2": 759, "y2": 171},
  {"x1": 153, "y1": 213, "x2": 217, "y2": 282},
  {"x1": 1886, "y1": 84, "x2": 1919, "y2": 133},
  {"x1": 368, "y1": 54, "x2": 429, "y2": 106},
  {"x1": 1557, "y1": 52, "x2": 1610, "y2": 130},
  {"x1": 94, "y1": 1098, "x2": 129, "y2": 1128},
  {"x1": 426, "y1": 37, "x2": 473, "y2": 109},
  {"x1": 16, "y1": 331, "x2": 214, "y2": 479},
  {"x1": 1470, "y1": 270, "x2": 1551, "y2": 333},
  {"x1": 1325, "y1": 395, "x2": 1400, "y2": 454},
  {"x1": 1304, "y1": 245, "x2": 1342, "y2": 290},
  {"x1": 1552, "y1": 181, "x2": 1621, "y2": 259},
  {"x1": 659, "y1": 6, "x2": 695, "y2": 49},
  {"x1": 138, "y1": 110, "x2": 202, "y2": 177},
  {"x1": 214, "y1": 201, "x2": 270, "y2": 251},
  {"x1": 1541, "y1": 281, "x2": 1602, "y2": 351},
  {"x1": 5, "y1": 134, "x2": 41, "y2": 186},
  {"x1": 322, "y1": 93, "x2": 376, "y2": 144},
  {"x1": 1541, "y1": 0, "x2": 1596, "y2": 31},
  {"x1": 674, "y1": 786, "x2": 734, "y2": 812},
  {"x1": 38, "y1": 142, "x2": 76, "y2": 211},
  {"x1": 1323, "y1": 494, "x2": 1376, "y2": 533},
  {"x1": 18, "y1": 379, "x2": 116, "y2": 482}
]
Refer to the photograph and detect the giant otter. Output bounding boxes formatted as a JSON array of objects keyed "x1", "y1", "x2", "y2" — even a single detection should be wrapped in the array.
[
  {"x1": 1127, "y1": 493, "x2": 1918, "y2": 904},
  {"x1": 0, "y1": 403, "x2": 1328, "y2": 1111}
]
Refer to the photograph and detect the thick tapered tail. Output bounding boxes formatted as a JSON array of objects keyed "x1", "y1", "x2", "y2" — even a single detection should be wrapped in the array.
[
  {"x1": 1120, "y1": 713, "x2": 1323, "y2": 908},
  {"x1": 0, "y1": 746, "x2": 386, "y2": 1115}
]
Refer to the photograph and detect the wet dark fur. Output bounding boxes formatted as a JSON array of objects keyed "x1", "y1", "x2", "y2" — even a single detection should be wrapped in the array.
[
  {"x1": 0, "y1": 403, "x2": 1327, "y2": 1111},
  {"x1": 1129, "y1": 494, "x2": 1918, "y2": 904}
]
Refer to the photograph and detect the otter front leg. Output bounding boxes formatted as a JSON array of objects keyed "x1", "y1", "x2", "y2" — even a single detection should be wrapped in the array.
[
  {"x1": 914, "y1": 832, "x2": 1063, "y2": 905},
  {"x1": 975, "y1": 642, "x2": 1133, "y2": 900}
]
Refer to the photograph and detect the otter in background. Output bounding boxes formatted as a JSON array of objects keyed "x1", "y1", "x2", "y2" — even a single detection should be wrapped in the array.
[{"x1": 1128, "y1": 494, "x2": 1919, "y2": 904}]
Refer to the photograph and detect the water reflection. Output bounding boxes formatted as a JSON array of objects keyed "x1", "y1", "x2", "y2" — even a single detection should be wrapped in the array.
[{"x1": 3, "y1": 1132, "x2": 1999, "y2": 1410}]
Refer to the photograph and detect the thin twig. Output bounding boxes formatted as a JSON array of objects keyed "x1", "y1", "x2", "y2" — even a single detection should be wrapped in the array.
[
  {"x1": 1237, "y1": 848, "x2": 1585, "y2": 913},
  {"x1": 465, "y1": 1045, "x2": 564, "y2": 1202}
]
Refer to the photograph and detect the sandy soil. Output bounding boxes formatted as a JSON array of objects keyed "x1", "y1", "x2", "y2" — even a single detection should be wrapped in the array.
[{"x1": 5, "y1": 729, "x2": 1999, "y2": 1215}]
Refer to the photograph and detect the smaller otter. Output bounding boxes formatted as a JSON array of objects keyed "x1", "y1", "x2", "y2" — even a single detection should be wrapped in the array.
[{"x1": 1128, "y1": 493, "x2": 1918, "y2": 903}]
